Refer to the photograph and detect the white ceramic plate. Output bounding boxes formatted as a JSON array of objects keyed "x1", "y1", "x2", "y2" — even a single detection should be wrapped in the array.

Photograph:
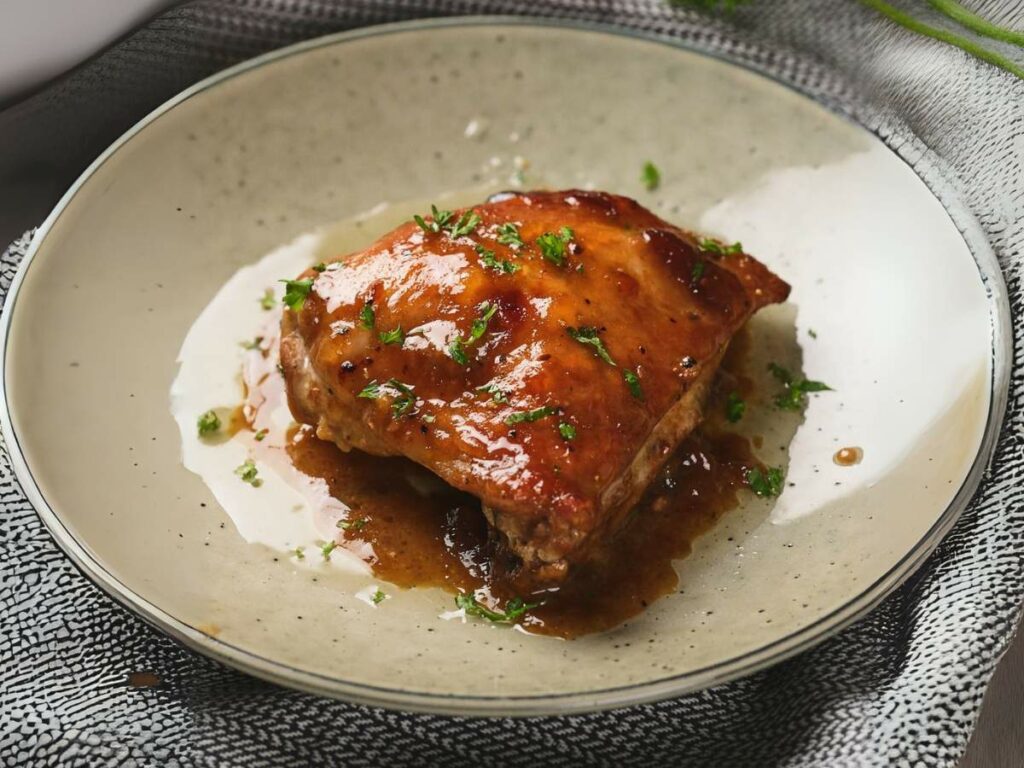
[{"x1": 0, "y1": 18, "x2": 1007, "y2": 715}]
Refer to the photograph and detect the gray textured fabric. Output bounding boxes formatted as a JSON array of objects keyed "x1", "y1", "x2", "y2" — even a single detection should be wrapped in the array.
[{"x1": 2, "y1": 1, "x2": 1023, "y2": 766}]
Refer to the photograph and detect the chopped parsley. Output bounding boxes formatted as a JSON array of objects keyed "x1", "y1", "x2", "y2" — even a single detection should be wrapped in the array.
[
  {"x1": 623, "y1": 369, "x2": 644, "y2": 400},
  {"x1": 337, "y1": 517, "x2": 368, "y2": 532},
  {"x1": 641, "y1": 161, "x2": 661, "y2": 191},
  {"x1": 359, "y1": 302, "x2": 375, "y2": 329},
  {"x1": 371, "y1": 588, "x2": 386, "y2": 605},
  {"x1": 413, "y1": 205, "x2": 453, "y2": 234},
  {"x1": 747, "y1": 466, "x2": 784, "y2": 498},
  {"x1": 497, "y1": 222, "x2": 525, "y2": 249},
  {"x1": 558, "y1": 422, "x2": 577, "y2": 441},
  {"x1": 691, "y1": 260, "x2": 706, "y2": 286},
  {"x1": 768, "y1": 363, "x2": 833, "y2": 411},
  {"x1": 358, "y1": 380, "x2": 382, "y2": 399},
  {"x1": 358, "y1": 378, "x2": 417, "y2": 418},
  {"x1": 379, "y1": 326, "x2": 405, "y2": 346},
  {"x1": 414, "y1": 206, "x2": 481, "y2": 239},
  {"x1": 474, "y1": 244, "x2": 520, "y2": 274},
  {"x1": 449, "y1": 302, "x2": 498, "y2": 366},
  {"x1": 240, "y1": 336, "x2": 264, "y2": 351},
  {"x1": 725, "y1": 392, "x2": 746, "y2": 423},
  {"x1": 294, "y1": 546, "x2": 305, "y2": 560},
  {"x1": 567, "y1": 326, "x2": 616, "y2": 366},
  {"x1": 197, "y1": 410, "x2": 221, "y2": 436},
  {"x1": 254, "y1": 428, "x2": 269, "y2": 441},
  {"x1": 260, "y1": 289, "x2": 276, "y2": 310},
  {"x1": 446, "y1": 210, "x2": 482, "y2": 238},
  {"x1": 698, "y1": 238, "x2": 743, "y2": 256},
  {"x1": 808, "y1": 328, "x2": 818, "y2": 339},
  {"x1": 312, "y1": 262, "x2": 327, "y2": 273},
  {"x1": 455, "y1": 593, "x2": 540, "y2": 623},
  {"x1": 476, "y1": 383, "x2": 510, "y2": 404},
  {"x1": 505, "y1": 406, "x2": 558, "y2": 425},
  {"x1": 280, "y1": 278, "x2": 314, "y2": 311},
  {"x1": 321, "y1": 540, "x2": 337, "y2": 560},
  {"x1": 234, "y1": 459, "x2": 262, "y2": 487},
  {"x1": 536, "y1": 227, "x2": 575, "y2": 267}
]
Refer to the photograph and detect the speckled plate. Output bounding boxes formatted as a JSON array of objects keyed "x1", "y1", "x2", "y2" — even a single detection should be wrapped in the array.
[{"x1": 0, "y1": 18, "x2": 1007, "y2": 715}]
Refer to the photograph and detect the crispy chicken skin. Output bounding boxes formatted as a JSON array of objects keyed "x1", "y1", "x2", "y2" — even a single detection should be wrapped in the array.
[{"x1": 281, "y1": 190, "x2": 789, "y2": 587}]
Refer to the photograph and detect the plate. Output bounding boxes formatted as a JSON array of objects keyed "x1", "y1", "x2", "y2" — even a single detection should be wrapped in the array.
[{"x1": 0, "y1": 18, "x2": 1007, "y2": 715}]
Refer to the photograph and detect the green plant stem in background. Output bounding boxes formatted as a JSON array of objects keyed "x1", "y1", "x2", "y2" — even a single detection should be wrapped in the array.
[
  {"x1": 860, "y1": 0, "x2": 1024, "y2": 79},
  {"x1": 927, "y1": 0, "x2": 1024, "y2": 47}
]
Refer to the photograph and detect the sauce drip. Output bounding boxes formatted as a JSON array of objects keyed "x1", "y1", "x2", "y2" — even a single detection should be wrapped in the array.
[
  {"x1": 287, "y1": 423, "x2": 755, "y2": 639},
  {"x1": 833, "y1": 446, "x2": 864, "y2": 466}
]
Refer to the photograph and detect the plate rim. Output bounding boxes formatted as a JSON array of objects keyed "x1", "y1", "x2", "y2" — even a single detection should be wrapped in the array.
[{"x1": 0, "y1": 14, "x2": 1011, "y2": 716}]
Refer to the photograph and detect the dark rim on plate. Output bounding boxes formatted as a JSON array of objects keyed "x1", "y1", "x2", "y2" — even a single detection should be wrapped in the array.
[{"x1": 0, "y1": 16, "x2": 1011, "y2": 716}]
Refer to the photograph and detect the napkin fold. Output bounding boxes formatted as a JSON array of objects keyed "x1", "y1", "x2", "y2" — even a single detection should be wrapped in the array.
[{"x1": 2, "y1": 2, "x2": 1023, "y2": 765}]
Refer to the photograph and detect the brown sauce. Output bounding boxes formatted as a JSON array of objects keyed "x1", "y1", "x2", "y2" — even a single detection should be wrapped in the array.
[
  {"x1": 833, "y1": 446, "x2": 864, "y2": 466},
  {"x1": 243, "y1": 314, "x2": 762, "y2": 639},
  {"x1": 287, "y1": 424, "x2": 755, "y2": 639}
]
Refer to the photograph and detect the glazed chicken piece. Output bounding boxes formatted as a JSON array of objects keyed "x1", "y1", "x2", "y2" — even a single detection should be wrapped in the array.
[{"x1": 281, "y1": 190, "x2": 789, "y2": 588}]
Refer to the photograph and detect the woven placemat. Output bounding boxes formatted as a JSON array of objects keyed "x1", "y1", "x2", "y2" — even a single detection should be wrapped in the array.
[{"x1": 2, "y1": 2, "x2": 1023, "y2": 765}]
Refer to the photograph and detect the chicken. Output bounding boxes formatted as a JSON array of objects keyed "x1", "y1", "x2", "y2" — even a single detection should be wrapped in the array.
[{"x1": 280, "y1": 190, "x2": 789, "y2": 588}]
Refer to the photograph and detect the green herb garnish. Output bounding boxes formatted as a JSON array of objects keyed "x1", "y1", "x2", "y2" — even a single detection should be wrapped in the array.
[
  {"x1": 455, "y1": 593, "x2": 540, "y2": 623},
  {"x1": 567, "y1": 326, "x2": 616, "y2": 366},
  {"x1": 337, "y1": 517, "x2": 368, "y2": 532},
  {"x1": 280, "y1": 278, "x2": 314, "y2": 311},
  {"x1": 357, "y1": 378, "x2": 417, "y2": 418},
  {"x1": 725, "y1": 392, "x2": 745, "y2": 423},
  {"x1": 379, "y1": 326, "x2": 405, "y2": 346},
  {"x1": 768, "y1": 363, "x2": 833, "y2": 411},
  {"x1": 642, "y1": 161, "x2": 661, "y2": 191},
  {"x1": 623, "y1": 369, "x2": 644, "y2": 400},
  {"x1": 747, "y1": 466, "x2": 784, "y2": 498},
  {"x1": 474, "y1": 244, "x2": 520, "y2": 275},
  {"x1": 691, "y1": 260, "x2": 706, "y2": 286},
  {"x1": 312, "y1": 262, "x2": 327, "y2": 273},
  {"x1": 808, "y1": 328, "x2": 818, "y2": 339},
  {"x1": 558, "y1": 422, "x2": 577, "y2": 441},
  {"x1": 321, "y1": 540, "x2": 337, "y2": 560},
  {"x1": 387, "y1": 379, "x2": 417, "y2": 417},
  {"x1": 254, "y1": 428, "x2": 269, "y2": 441},
  {"x1": 449, "y1": 302, "x2": 498, "y2": 366},
  {"x1": 414, "y1": 205, "x2": 453, "y2": 234},
  {"x1": 497, "y1": 222, "x2": 525, "y2": 249},
  {"x1": 476, "y1": 383, "x2": 510, "y2": 404},
  {"x1": 446, "y1": 210, "x2": 482, "y2": 238},
  {"x1": 415, "y1": 205, "x2": 482, "y2": 239},
  {"x1": 505, "y1": 406, "x2": 558, "y2": 425},
  {"x1": 359, "y1": 302, "x2": 375, "y2": 330},
  {"x1": 234, "y1": 459, "x2": 262, "y2": 487},
  {"x1": 240, "y1": 336, "x2": 264, "y2": 350},
  {"x1": 536, "y1": 227, "x2": 575, "y2": 267},
  {"x1": 358, "y1": 380, "x2": 382, "y2": 399},
  {"x1": 698, "y1": 238, "x2": 743, "y2": 256},
  {"x1": 294, "y1": 546, "x2": 305, "y2": 560},
  {"x1": 260, "y1": 289, "x2": 276, "y2": 310},
  {"x1": 371, "y1": 588, "x2": 386, "y2": 605},
  {"x1": 197, "y1": 410, "x2": 221, "y2": 436}
]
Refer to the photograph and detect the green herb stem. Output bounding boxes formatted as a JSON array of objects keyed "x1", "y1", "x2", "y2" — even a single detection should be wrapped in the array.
[
  {"x1": 927, "y1": 0, "x2": 1024, "y2": 48},
  {"x1": 860, "y1": 0, "x2": 1024, "y2": 80}
]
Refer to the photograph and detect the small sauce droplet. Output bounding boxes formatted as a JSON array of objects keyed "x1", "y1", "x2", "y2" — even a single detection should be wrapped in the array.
[{"x1": 833, "y1": 446, "x2": 863, "y2": 466}]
